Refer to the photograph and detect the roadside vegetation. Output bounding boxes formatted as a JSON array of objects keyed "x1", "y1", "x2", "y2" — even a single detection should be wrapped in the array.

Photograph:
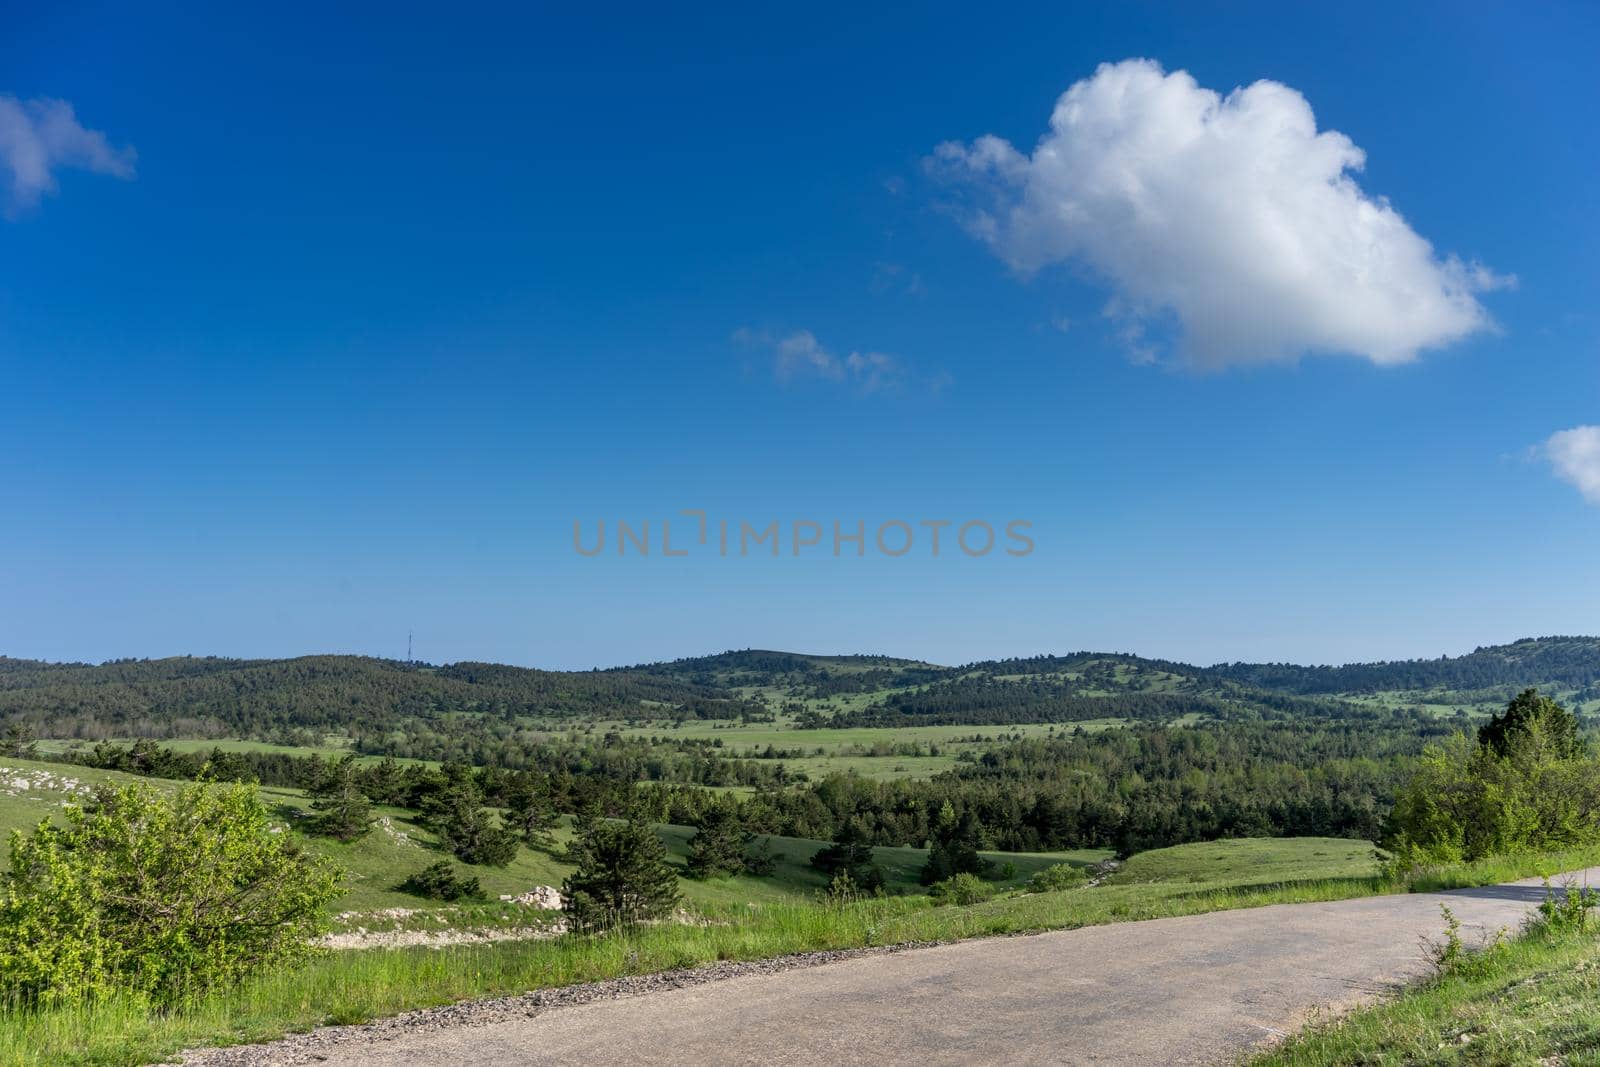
[
  {"x1": 0, "y1": 832, "x2": 1382, "y2": 1065},
  {"x1": 1249, "y1": 688, "x2": 1600, "y2": 1065},
  {"x1": 4, "y1": 821, "x2": 1595, "y2": 1066},
  {"x1": 1254, "y1": 879, "x2": 1600, "y2": 1065}
]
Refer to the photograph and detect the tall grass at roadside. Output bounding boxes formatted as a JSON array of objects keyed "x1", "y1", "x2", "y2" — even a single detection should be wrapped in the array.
[
  {"x1": 1253, "y1": 877, "x2": 1600, "y2": 1065},
  {"x1": 1394, "y1": 843, "x2": 1600, "y2": 893}
]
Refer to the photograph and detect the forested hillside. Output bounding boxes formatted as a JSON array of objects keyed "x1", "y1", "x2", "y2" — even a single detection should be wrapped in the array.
[
  {"x1": 0, "y1": 655, "x2": 755, "y2": 741},
  {"x1": 3, "y1": 637, "x2": 1598, "y2": 747},
  {"x1": 1203, "y1": 636, "x2": 1600, "y2": 696}
]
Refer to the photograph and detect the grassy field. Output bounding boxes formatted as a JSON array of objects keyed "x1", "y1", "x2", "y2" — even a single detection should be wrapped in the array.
[
  {"x1": 602, "y1": 717, "x2": 1132, "y2": 780},
  {"x1": 1105, "y1": 837, "x2": 1380, "y2": 887},
  {"x1": 0, "y1": 758, "x2": 1108, "y2": 915},
  {"x1": 35, "y1": 718, "x2": 1136, "y2": 784},
  {"x1": 0, "y1": 834, "x2": 1394, "y2": 1066}
]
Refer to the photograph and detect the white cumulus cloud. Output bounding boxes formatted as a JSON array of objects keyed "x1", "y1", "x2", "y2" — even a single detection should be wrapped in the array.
[
  {"x1": 1546, "y1": 426, "x2": 1600, "y2": 504},
  {"x1": 0, "y1": 95, "x2": 135, "y2": 215},
  {"x1": 930, "y1": 59, "x2": 1509, "y2": 369}
]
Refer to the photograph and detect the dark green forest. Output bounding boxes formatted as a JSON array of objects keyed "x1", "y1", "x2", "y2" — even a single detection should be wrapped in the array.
[
  {"x1": 7, "y1": 637, "x2": 1597, "y2": 740},
  {"x1": 7, "y1": 637, "x2": 1600, "y2": 861}
]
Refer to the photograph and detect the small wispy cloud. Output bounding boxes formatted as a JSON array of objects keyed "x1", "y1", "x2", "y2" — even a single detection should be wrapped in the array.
[
  {"x1": 0, "y1": 95, "x2": 135, "y2": 216},
  {"x1": 870, "y1": 261, "x2": 925, "y2": 298},
  {"x1": 734, "y1": 328, "x2": 944, "y2": 396},
  {"x1": 1545, "y1": 426, "x2": 1600, "y2": 504}
]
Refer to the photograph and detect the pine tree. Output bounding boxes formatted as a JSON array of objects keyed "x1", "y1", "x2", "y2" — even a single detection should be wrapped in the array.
[
  {"x1": 422, "y1": 771, "x2": 519, "y2": 867},
  {"x1": 920, "y1": 801, "x2": 990, "y2": 885},
  {"x1": 504, "y1": 772, "x2": 559, "y2": 848},
  {"x1": 562, "y1": 820, "x2": 681, "y2": 931},
  {"x1": 0, "y1": 723, "x2": 36, "y2": 760},
  {"x1": 685, "y1": 806, "x2": 746, "y2": 878},
  {"x1": 743, "y1": 834, "x2": 778, "y2": 876},
  {"x1": 306, "y1": 755, "x2": 375, "y2": 842},
  {"x1": 810, "y1": 818, "x2": 884, "y2": 893},
  {"x1": 1478, "y1": 688, "x2": 1584, "y2": 759}
]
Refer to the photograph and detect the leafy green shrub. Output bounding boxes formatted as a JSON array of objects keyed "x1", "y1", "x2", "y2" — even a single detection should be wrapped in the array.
[
  {"x1": 562, "y1": 821, "x2": 680, "y2": 932},
  {"x1": 929, "y1": 872, "x2": 994, "y2": 906},
  {"x1": 396, "y1": 860, "x2": 485, "y2": 901},
  {"x1": 1426, "y1": 904, "x2": 1507, "y2": 980},
  {"x1": 821, "y1": 868, "x2": 867, "y2": 903},
  {"x1": 1386, "y1": 691, "x2": 1600, "y2": 863},
  {"x1": 994, "y1": 861, "x2": 1018, "y2": 881},
  {"x1": 0, "y1": 779, "x2": 341, "y2": 1007},
  {"x1": 1027, "y1": 863, "x2": 1089, "y2": 893},
  {"x1": 1531, "y1": 877, "x2": 1599, "y2": 936}
]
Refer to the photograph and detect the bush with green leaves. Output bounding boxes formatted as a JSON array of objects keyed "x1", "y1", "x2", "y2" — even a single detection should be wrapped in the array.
[
  {"x1": 396, "y1": 860, "x2": 485, "y2": 901},
  {"x1": 1531, "y1": 877, "x2": 1599, "y2": 936},
  {"x1": 1027, "y1": 863, "x2": 1089, "y2": 893},
  {"x1": 822, "y1": 868, "x2": 869, "y2": 903},
  {"x1": 1426, "y1": 903, "x2": 1508, "y2": 980},
  {"x1": 0, "y1": 779, "x2": 341, "y2": 1007},
  {"x1": 1385, "y1": 690, "x2": 1600, "y2": 865},
  {"x1": 928, "y1": 872, "x2": 994, "y2": 906},
  {"x1": 562, "y1": 820, "x2": 681, "y2": 932}
]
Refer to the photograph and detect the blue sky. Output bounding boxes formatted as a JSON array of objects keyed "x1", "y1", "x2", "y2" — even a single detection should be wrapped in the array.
[{"x1": 2, "y1": 1, "x2": 1596, "y2": 669}]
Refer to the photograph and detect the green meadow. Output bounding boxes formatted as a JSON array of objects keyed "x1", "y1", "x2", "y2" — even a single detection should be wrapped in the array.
[{"x1": 0, "y1": 757, "x2": 1108, "y2": 914}]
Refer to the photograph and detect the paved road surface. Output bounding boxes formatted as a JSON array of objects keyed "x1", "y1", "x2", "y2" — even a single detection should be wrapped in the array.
[{"x1": 206, "y1": 868, "x2": 1600, "y2": 1066}]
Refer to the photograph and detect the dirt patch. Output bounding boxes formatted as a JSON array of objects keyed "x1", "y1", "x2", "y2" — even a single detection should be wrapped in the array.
[{"x1": 316, "y1": 923, "x2": 567, "y2": 951}]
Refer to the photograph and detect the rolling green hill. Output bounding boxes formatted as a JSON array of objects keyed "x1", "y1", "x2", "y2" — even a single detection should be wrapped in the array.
[
  {"x1": 0, "y1": 756, "x2": 1108, "y2": 913},
  {"x1": 4, "y1": 637, "x2": 1598, "y2": 759},
  {"x1": 1203, "y1": 635, "x2": 1600, "y2": 696},
  {"x1": 0, "y1": 654, "x2": 757, "y2": 740}
]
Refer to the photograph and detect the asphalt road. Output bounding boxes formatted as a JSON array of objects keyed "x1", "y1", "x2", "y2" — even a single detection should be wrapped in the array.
[{"x1": 198, "y1": 868, "x2": 1600, "y2": 1066}]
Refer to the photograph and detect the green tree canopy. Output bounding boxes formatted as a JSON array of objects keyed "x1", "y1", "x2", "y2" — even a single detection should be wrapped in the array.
[
  {"x1": 685, "y1": 804, "x2": 748, "y2": 879},
  {"x1": 1478, "y1": 687, "x2": 1584, "y2": 760},
  {"x1": 562, "y1": 820, "x2": 681, "y2": 931},
  {"x1": 1388, "y1": 691, "x2": 1600, "y2": 863},
  {"x1": 0, "y1": 779, "x2": 340, "y2": 1006},
  {"x1": 810, "y1": 818, "x2": 885, "y2": 893},
  {"x1": 306, "y1": 754, "x2": 376, "y2": 842}
]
